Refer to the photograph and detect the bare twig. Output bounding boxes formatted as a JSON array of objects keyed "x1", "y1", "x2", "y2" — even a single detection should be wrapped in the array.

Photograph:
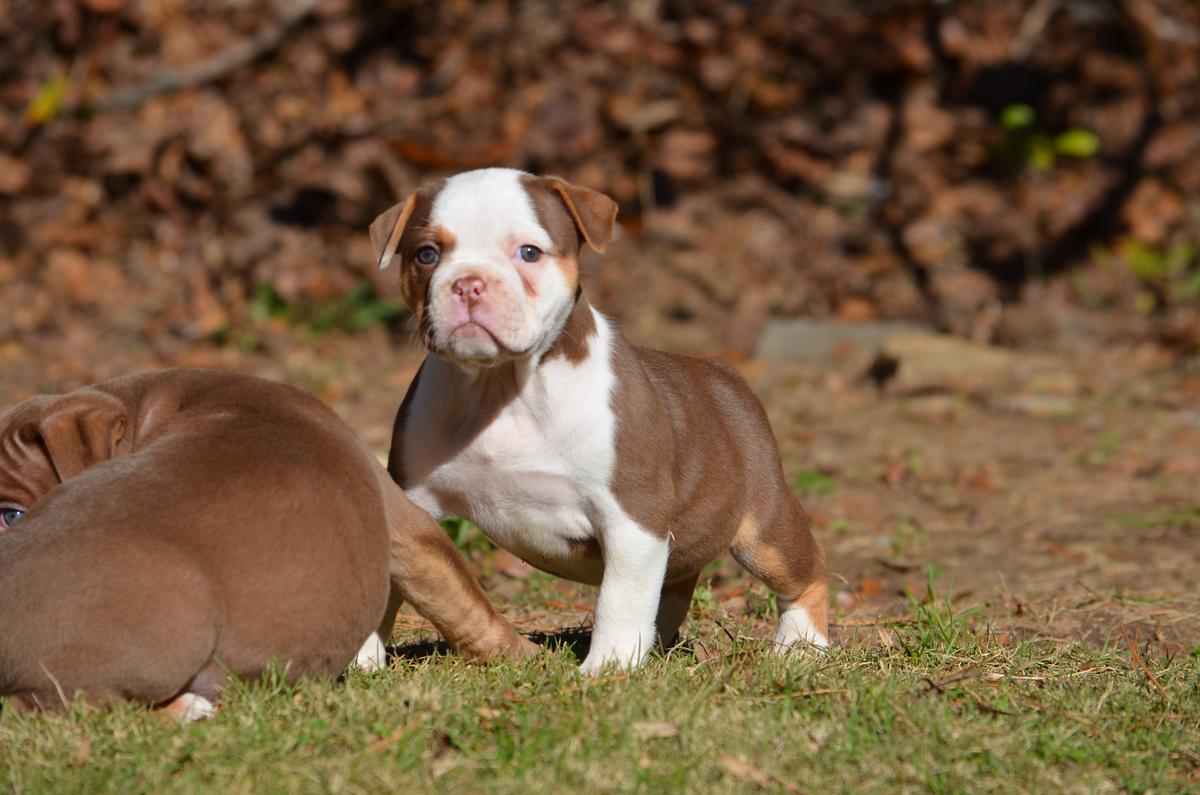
[
  {"x1": 746, "y1": 688, "x2": 848, "y2": 703},
  {"x1": 1125, "y1": 0, "x2": 1200, "y2": 47},
  {"x1": 1011, "y1": 0, "x2": 1062, "y2": 60},
  {"x1": 78, "y1": 0, "x2": 320, "y2": 113},
  {"x1": 832, "y1": 617, "x2": 918, "y2": 628},
  {"x1": 367, "y1": 719, "x2": 421, "y2": 754},
  {"x1": 1120, "y1": 624, "x2": 1171, "y2": 703},
  {"x1": 38, "y1": 662, "x2": 70, "y2": 710}
]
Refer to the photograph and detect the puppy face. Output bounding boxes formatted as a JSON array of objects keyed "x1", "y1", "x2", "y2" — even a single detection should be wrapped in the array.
[
  {"x1": 371, "y1": 169, "x2": 617, "y2": 366},
  {"x1": 0, "y1": 390, "x2": 127, "y2": 531}
]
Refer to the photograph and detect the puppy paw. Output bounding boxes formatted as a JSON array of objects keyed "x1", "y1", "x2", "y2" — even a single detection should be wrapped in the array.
[
  {"x1": 578, "y1": 654, "x2": 621, "y2": 676},
  {"x1": 773, "y1": 604, "x2": 830, "y2": 654},
  {"x1": 352, "y1": 632, "x2": 388, "y2": 672},
  {"x1": 159, "y1": 692, "x2": 216, "y2": 723},
  {"x1": 578, "y1": 635, "x2": 649, "y2": 675},
  {"x1": 506, "y1": 635, "x2": 542, "y2": 661}
]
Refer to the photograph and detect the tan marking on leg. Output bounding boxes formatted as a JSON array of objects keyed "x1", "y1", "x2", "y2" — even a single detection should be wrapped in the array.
[
  {"x1": 750, "y1": 543, "x2": 808, "y2": 599},
  {"x1": 730, "y1": 504, "x2": 830, "y2": 651},
  {"x1": 384, "y1": 485, "x2": 536, "y2": 662},
  {"x1": 795, "y1": 579, "x2": 829, "y2": 637},
  {"x1": 733, "y1": 513, "x2": 758, "y2": 548}
]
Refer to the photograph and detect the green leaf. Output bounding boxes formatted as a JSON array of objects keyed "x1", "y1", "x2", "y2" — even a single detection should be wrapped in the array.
[
  {"x1": 1000, "y1": 103, "x2": 1036, "y2": 131},
  {"x1": 1123, "y1": 239, "x2": 1165, "y2": 283},
  {"x1": 1163, "y1": 241, "x2": 1196, "y2": 277},
  {"x1": 24, "y1": 73, "x2": 68, "y2": 125},
  {"x1": 1027, "y1": 135, "x2": 1056, "y2": 170},
  {"x1": 1179, "y1": 268, "x2": 1200, "y2": 300},
  {"x1": 1134, "y1": 290, "x2": 1157, "y2": 315},
  {"x1": 1053, "y1": 128, "x2": 1100, "y2": 158},
  {"x1": 247, "y1": 283, "x2": 289, "y2": 321}
]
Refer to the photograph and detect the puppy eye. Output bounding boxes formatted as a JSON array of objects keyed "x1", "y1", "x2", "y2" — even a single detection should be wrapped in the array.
[
  {"x1": 415, "y1": 246, "x2": 440, "y2": 267},
  {"x1": 1, "y1": 508, "x2": 24, "y2": 527},
  {"x1": 518, "y1": 245, "x2": 542, "y2": 263}
]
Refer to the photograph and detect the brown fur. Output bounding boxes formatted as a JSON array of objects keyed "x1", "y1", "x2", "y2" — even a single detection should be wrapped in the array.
[
  {"x1": 381, "y1": 173, "x2": 827, "y2": 647},
  {"x1": 608, "y1": 315, "x2": 828, "y2": 635},
  {"x1": 370, "y1": 180, "x2": 449, "y2": 343},
  {"x1": 0, "y1": 368, "x2": 532, "y2": 712},
  {"x1": 543, "y1": 290, "x2": 598, "y2": 364}
]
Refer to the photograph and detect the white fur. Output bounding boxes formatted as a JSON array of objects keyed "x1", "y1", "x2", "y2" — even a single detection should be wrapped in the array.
[
  {"x1": 353, "y1": 632, "x2": 387, "y2": 672},
  {"x1": 774, "y1": 598, "x2": 829, "y2": 652},
  {"x1": 173, "y1": 692, "x2": 215, "y2": 723},
  {"x1": 579, "y1": 509, "x2": 670, "y2": 673},
  {"x1": 426, "y1": 169, "x2": 577, "y2": 363},
  {"x1": 403, "y1": 311, "x2": 671, "y2": 672}
]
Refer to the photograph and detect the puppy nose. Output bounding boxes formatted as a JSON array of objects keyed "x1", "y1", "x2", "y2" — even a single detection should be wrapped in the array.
[{"x1": 452, "y1": 275, "x2": 487, "y2": 303}]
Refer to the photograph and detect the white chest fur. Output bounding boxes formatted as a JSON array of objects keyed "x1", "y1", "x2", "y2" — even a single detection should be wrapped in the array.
[{"x1": 401, "y1": 310, "x2": 620, "y2": 584}]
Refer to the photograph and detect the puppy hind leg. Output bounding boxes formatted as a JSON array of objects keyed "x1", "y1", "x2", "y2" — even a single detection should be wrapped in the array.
[
  {"x1": 655, "y1": 572, "x2": 699, "y2": 649},
  {"x1": 774, "y1": 584, "x2": 830, "y2": 652},
  {"x1": 730, "y1": 504, "x2": 829, "y2": 653}
]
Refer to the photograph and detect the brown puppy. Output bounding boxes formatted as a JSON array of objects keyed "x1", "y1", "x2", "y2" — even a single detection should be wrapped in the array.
[
  {"x1": 373, "y1": 169, "x2": 828, "y2": 673},
  {"x1": 0, "y1": 368, "x2": 533, "y2": 717}
]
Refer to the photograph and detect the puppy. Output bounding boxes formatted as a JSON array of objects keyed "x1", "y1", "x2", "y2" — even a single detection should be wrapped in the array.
[
  {"x1": 0, "y1": 368, "x2": 533, "y2": 717},
  {"x1": 372, "y1": 169, "x2": 828, "y2": 673}
]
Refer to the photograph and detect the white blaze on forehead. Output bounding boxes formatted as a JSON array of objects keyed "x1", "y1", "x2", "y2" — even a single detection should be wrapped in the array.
[
  {"x1": 423, "y1": 168, "x2": 577, "y2": 361},
  {"x1": 429, "y1": 168, "x2": 552, "y2": 254}
]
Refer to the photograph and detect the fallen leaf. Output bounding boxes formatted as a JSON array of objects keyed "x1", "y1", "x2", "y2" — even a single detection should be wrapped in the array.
[
  {"x1": 719, "y1": 755, "x2": 802, "y2": 792},
  {"x1": 883, "y1": 459, "x2": 908, "y2": 488},
  {"x1": 494, "y1": 548, "x2": 536, "y2": 579},
  {"x1": 0, "y1": 154, "x2": 32, "y2": 194},
  {"x1": 630, "y1": 721, "x2": 680, "y2": 739},
  {"x1": 857, "y1": 579, "x2": 884, "y2": 599},
  {"x1": 73, "y1": 738, "x2": 92, "y2": 765}
]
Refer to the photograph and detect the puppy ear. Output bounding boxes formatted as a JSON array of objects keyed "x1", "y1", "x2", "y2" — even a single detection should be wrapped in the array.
[
  {"x1": 549, "y1": 180, "x2": 619, "y2": 253},
  {"x1": 21, "y1": 391, "x2": 127, "y2": 482},
  {"x1": 370, "y1": 194, "x2": 418, "y2": 270}
]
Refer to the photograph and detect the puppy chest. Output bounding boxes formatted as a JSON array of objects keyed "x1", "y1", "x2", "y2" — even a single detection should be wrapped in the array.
[{"x1": 422, "y1": 423, "x2": 608, "y2": 572}]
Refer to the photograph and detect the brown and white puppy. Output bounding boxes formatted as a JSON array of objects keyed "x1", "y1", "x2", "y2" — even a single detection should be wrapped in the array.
[
  {"x1": 0, "y1": 368, "x2": 533, "y2": 718},
  {"x1": 373, "y1": 168, "x2": 828, "y2": 673}
]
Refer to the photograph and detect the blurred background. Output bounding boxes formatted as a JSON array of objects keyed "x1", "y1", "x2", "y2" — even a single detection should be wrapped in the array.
[{"x1": 1, "y1": 1, "x2": 1197, "y2": 645}]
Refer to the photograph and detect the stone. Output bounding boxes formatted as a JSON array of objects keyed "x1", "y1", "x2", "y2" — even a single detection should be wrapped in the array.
[
  {"x1": 875, "y1": 331, "x2": 1068, "y2": 396},
  {"x1": 756, "y1": 319, "x2": 925, "y2": 361}
]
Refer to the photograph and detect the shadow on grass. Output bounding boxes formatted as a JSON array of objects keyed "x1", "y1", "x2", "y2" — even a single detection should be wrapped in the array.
[
  {"x1": 386, "y1": 627, "x2": 696, "y2": 664},
  {"x1": 386, "y1": 627, "x2": 594, "y2": 664}
]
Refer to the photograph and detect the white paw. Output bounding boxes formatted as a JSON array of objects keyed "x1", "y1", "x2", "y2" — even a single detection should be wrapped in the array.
[
  {"x1": 579, "y1": 633, "x2": 651, "y2": 675},
  {"x1": 174, "y1": 693, "x2": 216, "y2": 723},
  {"x1": 774, "y1": 603, "x2": 830, "y2": 653},
  {"x1": 353, "y1": 632, "x2": 388, "y2": 672}
]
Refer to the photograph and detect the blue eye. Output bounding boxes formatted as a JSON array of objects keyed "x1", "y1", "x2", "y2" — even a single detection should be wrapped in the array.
[
  {"x1": 415, "y1": 246, "x2": 440, "y2": 266},
  {"x1": 518, "y1": 245, "x2": 542, "y2": 263},
  {"x1": 1, "y1": 508, "x2": 24, "y2": 527}
]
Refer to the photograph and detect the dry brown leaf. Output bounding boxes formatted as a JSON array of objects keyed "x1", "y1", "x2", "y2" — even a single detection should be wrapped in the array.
[{"x1": 630, "y1": 721, "x2": 680, "y2": 739}]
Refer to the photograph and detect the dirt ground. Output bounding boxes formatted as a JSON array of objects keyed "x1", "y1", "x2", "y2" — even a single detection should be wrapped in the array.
[
  {"x1": 5, "y1": 254, "x2": 1195, "y2": 658},
  {"x1": 472, "y1": 310, "x2": 1200, "y2": 655}
]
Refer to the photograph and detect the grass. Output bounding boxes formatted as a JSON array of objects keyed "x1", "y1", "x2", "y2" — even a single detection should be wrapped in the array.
[
  {"x1": 1109, "y1": 505, "x2": 1200, "y2": 535},
  {"x1": 792, "y1": 468, "x2": 837, "y2": 497},
  {"x1": 3, "y1": 597, "x2": 1197, "y2": 794}
]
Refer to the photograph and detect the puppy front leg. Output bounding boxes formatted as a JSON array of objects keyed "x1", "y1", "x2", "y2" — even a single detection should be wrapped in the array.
[
  {"x1": 580, "y1": 521, "x2": 670, "y2": 675},
  {"x1": 383, "y1": 487, "x2": 537, "y2": 661}
]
